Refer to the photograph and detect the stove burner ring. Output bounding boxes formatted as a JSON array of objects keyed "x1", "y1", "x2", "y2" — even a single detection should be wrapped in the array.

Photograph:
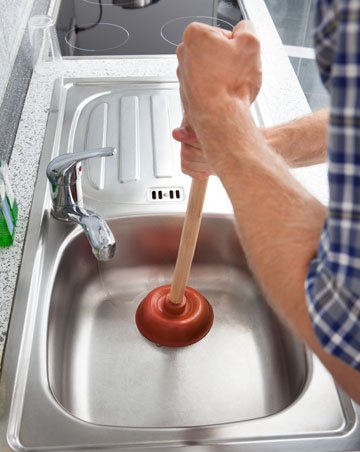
[
  {"x1": 82, "y1": 0, "x2": 157, "y2": 6},
  {"x1": 65, "y1": 22, "x2": 130, "y2": 52},
  {"x1": 82, "y1": 0, "x2": 113, "y2": 5},
  {"x1": 160, "y1": 16, "x2": 234, "y2": 47}
]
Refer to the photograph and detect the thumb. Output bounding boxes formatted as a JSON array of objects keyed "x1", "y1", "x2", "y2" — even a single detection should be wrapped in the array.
[
  {"x1": 172, "y1": 125, "x2": 197, "y2": 143},
  {"x1": 173, "y1": 117, "x2": 198, "y2": 143}
]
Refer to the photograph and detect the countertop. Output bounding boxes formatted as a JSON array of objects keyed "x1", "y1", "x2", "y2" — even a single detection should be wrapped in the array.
[{"x1": 0, "y1": 0, "x2": 329, "y2": 367}]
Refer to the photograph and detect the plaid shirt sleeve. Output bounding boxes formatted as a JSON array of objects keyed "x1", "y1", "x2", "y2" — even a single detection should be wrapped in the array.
[{"x1": 305, "y1": 0, "x2": 360, "y2": 370}]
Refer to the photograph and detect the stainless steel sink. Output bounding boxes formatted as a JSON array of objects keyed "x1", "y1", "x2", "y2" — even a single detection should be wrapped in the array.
[
  {"x1": 48, "y1": 215, "x2": 306, "y2": 428},
  {"x1": 1, "y1": 79, "x2": 359, "y2": 452}
]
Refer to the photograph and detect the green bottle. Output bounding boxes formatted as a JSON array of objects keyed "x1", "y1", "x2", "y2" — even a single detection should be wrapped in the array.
[{"x1": 0, "y1": 162, "x2": 17, "y2": 247}]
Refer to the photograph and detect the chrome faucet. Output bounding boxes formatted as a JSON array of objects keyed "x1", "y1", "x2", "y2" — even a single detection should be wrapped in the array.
[{"x1": 46, "y1": 147, "x2": 116, "y2": 261}]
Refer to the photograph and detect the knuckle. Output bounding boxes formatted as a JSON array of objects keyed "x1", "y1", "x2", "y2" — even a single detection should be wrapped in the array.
[
  {"x1": 182, "y1": 22, "x2": 197, "y2": 42},
  {"x1": 241, "y1": 32, "x2": 260, "y2": 52},
  {"x1": 183, "y1": 22, "x2": 207, "y2": 43},
  {"x1": 176, "y1": 43, "x2": 183, "y2": 60}
]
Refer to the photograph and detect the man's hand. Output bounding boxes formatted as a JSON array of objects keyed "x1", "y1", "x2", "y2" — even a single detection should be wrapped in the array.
[
  {"x1": 173, "y1": 109, "x2": 329, "y2": 178},
  {"x1": 176, "y1": 20, "x2": 262, "y2": 112},
  {"x1": 176, "y1": 20, "x2": 262, "y2": 176}
]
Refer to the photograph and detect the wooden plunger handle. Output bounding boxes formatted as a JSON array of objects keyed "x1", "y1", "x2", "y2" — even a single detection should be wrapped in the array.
[{"x1": 168, "y1": 177, "x2": 208, "y2": 304}]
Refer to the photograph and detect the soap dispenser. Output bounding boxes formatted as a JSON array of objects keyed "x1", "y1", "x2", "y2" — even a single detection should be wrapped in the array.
[{"x1": 0, "y1": 162, "x2": 18, "y2": 246}]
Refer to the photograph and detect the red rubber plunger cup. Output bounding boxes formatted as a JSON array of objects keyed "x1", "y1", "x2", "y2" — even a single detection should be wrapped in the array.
[
  {"x1": 136, "y1": 178, "x2": 214, "y2": 347},
  {"x1": 136, "y1": 284, "x2": 213, "y2": 347}
]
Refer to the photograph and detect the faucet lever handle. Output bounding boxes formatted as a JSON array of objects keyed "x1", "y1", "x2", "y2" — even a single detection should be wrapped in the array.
[{"x1": 47, "y1": 147, "x2": 116, "y2": 186}]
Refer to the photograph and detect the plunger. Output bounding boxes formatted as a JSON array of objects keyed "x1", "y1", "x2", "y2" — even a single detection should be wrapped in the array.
[{"x1": 136, "y1": 177, "x2": 214, "y2": 346}]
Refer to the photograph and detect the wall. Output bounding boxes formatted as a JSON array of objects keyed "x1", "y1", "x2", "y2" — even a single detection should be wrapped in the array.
[
  {"x1": 0, "y1": 0, "x2": 50, "y2": 162},
  {"x1": 0, "y1": 0, "x2": 35, "y2": 106}
]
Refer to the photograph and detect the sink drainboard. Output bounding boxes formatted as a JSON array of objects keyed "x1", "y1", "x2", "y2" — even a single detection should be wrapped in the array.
[{"x1": 58, "y1": 80, "x2": 190, "y2": 217}]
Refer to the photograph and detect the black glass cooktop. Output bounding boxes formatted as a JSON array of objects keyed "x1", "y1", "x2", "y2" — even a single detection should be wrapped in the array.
[{"x1": 56, "y1": 0, "x2": 243, "y2": 56}]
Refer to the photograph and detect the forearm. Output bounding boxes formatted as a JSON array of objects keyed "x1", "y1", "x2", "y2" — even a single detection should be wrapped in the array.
[
  {"x1": 211, "y1": 106, "x2": 325, "y2": 323},
  {"x1": 262, "y1": 108, "x2": 329, "y2": 168},
  {"x1": 201, "y1": 102, "x2": 360, "y2": 402}
]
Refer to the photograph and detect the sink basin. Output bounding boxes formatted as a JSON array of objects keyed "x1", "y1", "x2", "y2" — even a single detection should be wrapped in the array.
[
  {"x1": 48, "y1": 215, "x2": 306, "y2": 427},
  {"x1": 1, "y1": 78, "x2": 359, "y2": 452}
]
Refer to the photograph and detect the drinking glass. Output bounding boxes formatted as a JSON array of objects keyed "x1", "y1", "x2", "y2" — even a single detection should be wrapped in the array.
[{"x1": 28, "y1": 15, "x2": 62, "y2": 76}]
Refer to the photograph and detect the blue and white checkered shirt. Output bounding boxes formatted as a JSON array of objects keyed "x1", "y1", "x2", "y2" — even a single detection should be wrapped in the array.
[{"x1": 306, "y1": 0, "x2": 360, "y2": 370}]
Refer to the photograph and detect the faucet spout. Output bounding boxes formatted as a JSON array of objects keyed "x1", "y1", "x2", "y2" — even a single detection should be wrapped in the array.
[
  {"x1": 67, "y1": 206, "x2": 116, "y2": 261},
  {"x1": 46, "y1": 148, "x2": 117, "y2": 261}
]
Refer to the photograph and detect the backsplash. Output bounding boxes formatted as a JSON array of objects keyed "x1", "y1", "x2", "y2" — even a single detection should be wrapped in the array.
[
  {"x1": 0, "y1": 0, "x2": 49, "y2": 162},
  {"x1": 0, "y1": 0, "x2": 34, "y2": 107}
]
